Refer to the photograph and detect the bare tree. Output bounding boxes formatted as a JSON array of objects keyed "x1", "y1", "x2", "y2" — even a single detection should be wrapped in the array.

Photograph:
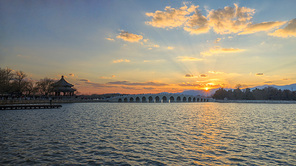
[
  {"x1": 23, "y1": 80, "x2": 39, "y2": 96},
  {"x1": 13, "y1": 70, "x2": 27, "y2": 95},
  {"x1": 36, "y1": 78, "x2": 55, "y2": 96},
  {"x1": 0, "y1": 67, "x2": 15, "y2": 95}
]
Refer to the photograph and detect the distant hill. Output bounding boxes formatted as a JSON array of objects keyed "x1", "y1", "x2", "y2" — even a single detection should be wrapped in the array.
[
  {"x1": 179, "y1": 83, "x2": 296, "y2": 97},
  {"x1": 249, "y1": 83, "x2": 296, "y2": 91},
  {"x1": 180, "y1": 89, "x2": 218, "y2": 97}
]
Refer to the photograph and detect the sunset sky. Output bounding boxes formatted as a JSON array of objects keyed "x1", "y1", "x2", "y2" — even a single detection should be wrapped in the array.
[{"x1": 1, "y1": 0, "x2": 296, "y2": 94}]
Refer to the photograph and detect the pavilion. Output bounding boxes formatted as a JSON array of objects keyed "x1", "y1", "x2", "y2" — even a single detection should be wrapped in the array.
[{"x1": 52, "y1": 76, "x2": 76, "y2": 96}]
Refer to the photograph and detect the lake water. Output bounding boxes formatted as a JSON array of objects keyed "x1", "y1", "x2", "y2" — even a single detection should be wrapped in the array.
[{"x1": 0, "y1": 102, "x2": 295, "y2": 165}]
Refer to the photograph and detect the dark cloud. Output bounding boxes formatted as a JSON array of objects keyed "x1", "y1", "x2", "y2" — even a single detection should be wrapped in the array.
[
  {"x1": 122, "y1": 87, "x2": 140, "y2": 90},
  {"x1": 200, "y1": 74, "x2": 207, "y2": 77},
  {"x1": 84, "y1": 81, "x2": 116, "y2": 88},
  {"x1": 264, "y1": 81, "x2": 272, "y2": 83},
  {"x1": 185, "y1": 74, "x2": 194, "y2": 78},
  {"x1": 108, "y1": 81, "x2": 168, "y2": 86},
  {"x1": 78, "y1": 79, "x2": 118, "y2": 89},
  {"x1": 256, "y1": 73, "x2": 264, "y2": 76},
  {"x1": 116, "y1": 30, "x2": 143, "y2": 43},
  {"x1": 178, "y1": 83, "x2": 200, "y2": 87},
  {"x1": 84, "y1": 82, "x2": 106, "y2": 88},
  {"x1": 144, "y1": 87, "x2": 155, "y2": 90},
  {"x1": 78, "y1": 79, "x2": 89, "y2": 82}
]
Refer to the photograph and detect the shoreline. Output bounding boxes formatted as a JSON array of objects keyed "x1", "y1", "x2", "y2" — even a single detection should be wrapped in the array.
[
  {"x1": 0, "y1": 99, "x2": 107, "y2": 105},
  {"x1": 215, "y1": 100, "x2": 296, "y2": 104},
  {"x1": 1, "y1": 99, "x2": 296, "y2": 105}
]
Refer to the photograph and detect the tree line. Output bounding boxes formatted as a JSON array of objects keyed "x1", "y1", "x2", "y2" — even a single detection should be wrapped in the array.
[
  {"x1": 0, "y1": 67, "x2": 56, "y2": 97},
  {"x1": 212, "y1": 87, "x2": 296, "y2": 100}
]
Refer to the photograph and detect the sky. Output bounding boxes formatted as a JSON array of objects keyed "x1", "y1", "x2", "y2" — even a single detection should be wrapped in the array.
[{"x1": 1, "y1": 0, "x2": 296, "y2": 95}]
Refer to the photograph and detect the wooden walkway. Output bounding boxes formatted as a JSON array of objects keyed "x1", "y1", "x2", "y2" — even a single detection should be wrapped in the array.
[{"x1": 0, "y1": 104, "x2": 62, "y2": 110}]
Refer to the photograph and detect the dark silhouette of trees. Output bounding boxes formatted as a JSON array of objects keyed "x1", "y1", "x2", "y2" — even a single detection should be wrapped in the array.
[
  {"x1": 0, "y1": 67, "x2": 56, "y2": 97},
  {"x1": 212, "y1": 88, "x2": 228, "y2": 100},
  {"x1": 23, "y1": 80, "x2": 39, "y2": 96},
  {"x1": 0, "y1": 67, "x2": 14, "y2": 95},
  {"x1": 36, "y1": 78, "x2": 55, "y2": 96},
  {"x1": 243, "y1": 88, "x2": 255, "y2": 100},
  {"x1": 233, "y1": 88, "x2": 243, "y2": 100},
  {"x1": 213, "y1": 86, "x2": 296, "y2": 100},
  {"x1": 13, "y1": 71, "x2": 28, "y2": 94}
]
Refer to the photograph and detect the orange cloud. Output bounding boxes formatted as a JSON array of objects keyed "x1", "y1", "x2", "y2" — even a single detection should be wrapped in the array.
[
  {"x1": 177, "y1": 56, "x2": 203, "y2": 61},
  {"x1": 146, "y1": 44, "x2": 160, "y2": 48},
  {"x1": 184, "y1": 7, "x2": 209, "y2": 35},
  {"x1": 105, "y1": 37, "x2": 115, "y2": 41},
  {"x1": 208, "y1": 71, "x2": 225, "y2": 74},
  {"x1": 113, "y1": 59, "x2": 130, "y2": 63},
  {"x1": 145, "y1": 3, "x2": 296, "y2": 40},
  {"x1": 100, "y1": 75, "x2": 116, "y2": 79},
  {"x1": 107, "y1": 81, "x2": 168, "y2": 86},
  {"x1": 208, "y1": 3, "x2": 255, "y2": 34},
  {"x1": 116, "y1": 31, "x2": 143, "y2": 43},
  {"x1": 145, "y1": 4, "x2": 197, "y2": 28},
  {"x1": 239, "y1": 21, "x2": 286, "y2": 35},
  {"x1": 269, "y1": 19, "x2": 296, "y2": 38},
  {"x1": 201, "y1": 46, "x2": 245, "y2": 56},
  {"x1": 178, "y1": 82, "x2": 200, "y2": 87}
]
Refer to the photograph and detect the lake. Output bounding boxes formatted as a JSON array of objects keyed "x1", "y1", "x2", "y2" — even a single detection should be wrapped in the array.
[{"x1": 0, "y1": 102, "x2": 295, "y2": 165}]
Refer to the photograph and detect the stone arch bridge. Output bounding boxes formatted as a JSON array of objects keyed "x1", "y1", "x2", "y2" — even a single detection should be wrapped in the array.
[{"x1": 110, "y1": 93, "x2": 210, "y2": 103}]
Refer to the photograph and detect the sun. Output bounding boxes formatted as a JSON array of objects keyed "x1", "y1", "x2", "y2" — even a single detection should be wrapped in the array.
[{"x1": 205, "y1": 87, "x2": 209, "y2": 91}]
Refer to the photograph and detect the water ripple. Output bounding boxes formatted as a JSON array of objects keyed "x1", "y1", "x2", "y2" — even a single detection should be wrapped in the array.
[{"x1": 0, "y1": 103, "x2": 295, "y2": 165}]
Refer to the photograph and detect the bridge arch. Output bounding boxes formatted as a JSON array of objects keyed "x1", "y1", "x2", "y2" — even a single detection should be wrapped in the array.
[
  {"x1": 162, "y1": 96, "x2": 168, "y2": 103},
  {"x1": 192, "y1": 97, "x2": 196, "y2": 102},
  {"x1": 136, "y1": 97, "x2": 140, "y2": 102},
  {"x1": 142, "y1": 97, "x2": 147, "y2": 103},
  {"x1": 111, "y1": 94, "x2": 208, "y2": 103},
  {"x1": 188, "y1": 97, "x2": 192, "y2": 102},
  {"x1": 170, "y1": 96, "x2": 175, "y2": 102},
  {"x1": 155, "y1": 96, "x2": 160, "y2": 103},
  {"x1": 148, "y1": 96, "x2": 153, "y2": 103},
  {"x1": 176, "y1": 96, "x2": 181, "y2": 102}
]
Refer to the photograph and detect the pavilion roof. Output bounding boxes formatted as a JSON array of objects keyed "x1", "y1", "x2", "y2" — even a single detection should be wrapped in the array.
[{"x1": 52, "y1": 76, "x2": 74, "y2": 87}]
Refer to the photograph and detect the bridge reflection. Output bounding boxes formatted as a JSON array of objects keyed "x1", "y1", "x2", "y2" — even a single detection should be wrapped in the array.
[{"x1": 111, "y1": 94, "x2": 210, "y2": 103}]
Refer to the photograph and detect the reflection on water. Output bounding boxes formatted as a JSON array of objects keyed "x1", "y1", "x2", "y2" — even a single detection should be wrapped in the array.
[{"x1": 0, "y1": 103, "x2": 295, "y2": 165}]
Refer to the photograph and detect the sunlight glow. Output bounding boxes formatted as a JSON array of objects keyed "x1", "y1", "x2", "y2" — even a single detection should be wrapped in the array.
[{"x1": 0, "y1": 1, "x2": 295, "y2": 95}]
